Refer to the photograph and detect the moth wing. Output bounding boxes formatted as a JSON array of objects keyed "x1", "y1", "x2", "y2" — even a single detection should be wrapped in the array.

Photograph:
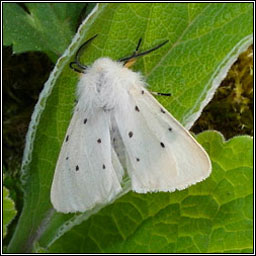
[
  {"x1": 114, "y1": 86, "x2": 211, "y2": 193},
  {"x1": 51, "y1": 108, "x2": 123, "y2": 213}
]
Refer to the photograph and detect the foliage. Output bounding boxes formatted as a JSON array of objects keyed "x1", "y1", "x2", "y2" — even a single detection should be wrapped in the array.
[
  {"x1": 3, "y1": 3, "x2": 253, "y2": 253},
  {"x1": 3, "y1": 185, "x2": 17, "y2": 238}
]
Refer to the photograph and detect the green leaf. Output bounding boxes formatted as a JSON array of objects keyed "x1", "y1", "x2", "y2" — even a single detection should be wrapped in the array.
[
  {"x1": 3, "y1": 3, "x2": 87, "y2": 61},
  {"x1": 47, "y1": 131, "x2": 253, "y2": 253},
  {"x1": 3, "y1": 186, "x2": 17, "y2": 238},
  {"x1": 7, "y1": 3, "x2": 252, "y2": 253}
]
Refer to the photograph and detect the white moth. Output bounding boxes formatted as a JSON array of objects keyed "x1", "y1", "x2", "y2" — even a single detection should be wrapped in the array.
[{"x1": 51, "y1": 35, "x2": 211, "y2": 213}]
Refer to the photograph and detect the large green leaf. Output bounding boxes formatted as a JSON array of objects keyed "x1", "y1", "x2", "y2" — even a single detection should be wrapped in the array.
[
  {"x1": 3, "y1": 3, "x2": 87, "y2": 61},
  {"x1": 7, "y1": 3, "x2": 253, "y2": 253},
  {"x1": 47, "y1": 131, "x2": 253, "y2": 253}
]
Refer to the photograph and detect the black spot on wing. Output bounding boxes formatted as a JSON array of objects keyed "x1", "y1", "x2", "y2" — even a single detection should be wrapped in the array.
[
  {"x1": 97, "y1": 138, "x2": 101, "y2": 143},
  {"x1": 76, "y1": 165, "x2": 79, "y2": 171},
  {"x1": 84, "y1": 118, "x2": 87, "y2": 124},
  {"x1": 102, "y1": 164, "x2": 106, "y2": 169},
  {"x1": 160, "y1": 108, "x2": 166, "y2": 114},
  {"x1": 128, "y1": 131, "x2": 133, "y2": 138},
  {"x1": 168, "y1": 127, "x2": 172, "y2": 131},
  {"x1": 160, "y1": 142, "x2": 165, "y2": 148},
  {"x1": 136, "y1": 158, "x2": 140, "y2": 162},
  {"x1": 65, "y1": 135, "x2": 69, "y2": 142},
  {"x1": 135, "y1": 105, "x2": 140, "y2": 112}
]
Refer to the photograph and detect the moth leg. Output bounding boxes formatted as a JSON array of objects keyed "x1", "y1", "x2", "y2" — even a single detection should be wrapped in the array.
[
  {"x1": 124, "y1": 58, "x2": 137, "y2": 68},
  {"x1": 150, "y1": 91, "x2": 171, "y2": 96},
  {"x1": 124, "y1": 38, "x2": 142, "y2": 68}
]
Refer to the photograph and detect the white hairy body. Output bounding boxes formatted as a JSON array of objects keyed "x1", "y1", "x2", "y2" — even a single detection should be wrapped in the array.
[{"x1": 51, "y1": 57, "x2": 211, "y2": 213}]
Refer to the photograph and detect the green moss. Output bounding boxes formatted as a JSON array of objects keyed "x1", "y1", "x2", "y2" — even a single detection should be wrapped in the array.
[{"x1": 192, "y1": 45, "x2": 253, "y2": 139}]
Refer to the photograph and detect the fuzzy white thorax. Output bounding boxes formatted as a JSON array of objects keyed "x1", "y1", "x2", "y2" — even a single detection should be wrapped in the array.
[{"x1": 76, "y1": 57, "x2": 145, "y2": 113}]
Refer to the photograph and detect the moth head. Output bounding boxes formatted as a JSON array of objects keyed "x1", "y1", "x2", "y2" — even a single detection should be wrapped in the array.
[{"x1": 91, "y1": 57, "x2": 120, "y2": 72}]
